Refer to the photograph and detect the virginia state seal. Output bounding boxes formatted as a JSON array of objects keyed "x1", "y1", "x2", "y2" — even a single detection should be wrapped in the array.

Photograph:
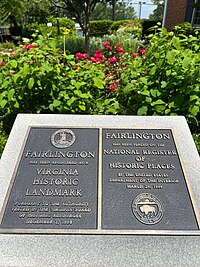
[
  {"x1": 132, "y1": 193, "x2": 163, "y2": 225},
  {"x1": 51, "y1": 129, "x2": 76, "y2": 148}
]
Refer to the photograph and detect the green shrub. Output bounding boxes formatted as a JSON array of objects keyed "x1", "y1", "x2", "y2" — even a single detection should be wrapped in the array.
[
  {"x1": 119, "y1": 27, "x2": 200, "y2": 130},
  {"x1": 23, "y1": 17, "x2": 75, "y2": 38},
  {"x1": 173, "y1": 22, "x2": 195, "y2": 37},
  {"x1": 90, "y1": 20, "x2": 113, "y2": 37},
  {"x1": 193, "y1": 133, "x2": 200, "y2": 154},
  {"x1": 0, "y1": 121, "x2": 8, "y2": 157},
  {"x1": 62, "y1": 36, "x2": 85, "y2": 54},
  {"x1": 141, "y1": 20, "x2": 162, "y2": 37}
]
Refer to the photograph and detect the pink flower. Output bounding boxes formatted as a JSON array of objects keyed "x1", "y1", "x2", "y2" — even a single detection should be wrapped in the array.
[
  {"x1": 107, "y1": 73, "x2": 111, "y2": 77},
  {"x1": 137, "y1": 47, "x2": 146, "y2": 56},
  {"x1": 115, "y1": 79, "x2": 120, "y2": 84},
  {"x1": 106, "y1": 45, "x2": 112, "y2": 51},
  {"x1": 93, "y1": 53, "x2": 103, "y2": 59},
  {"x1": 132, "y1": 53, "x2": 138, "y2": 58},
  {"x1": 116, "y1": 43, "x2": 120, "y2": 47},
  {"x1": 95, "y1": 58, "x2": 102, "y2": 63},
  {"x1": 109, "y1": 57, "x2": 117, "y2": 63},
  {"x1": 83, "y1": 53, "x2": 89, "y2": 58},
  {"x1": 96, "y1": 49, "x2": 102, "y2": 53},
  {"x1": 103, "y1": 41, "x2": 110, "y2": 46},
  {"x1": 75, "y1": 52, "x2": 84, "y2": 59},
  {"x1": 0, "y1": 61, "x2": 5, "y2": 66},
  {"x1": 110, "y1": 84, "x2": 116, "y2": 90},
  {"x1": 117, "y1": 47, "x2": 124, "y2": 55}
]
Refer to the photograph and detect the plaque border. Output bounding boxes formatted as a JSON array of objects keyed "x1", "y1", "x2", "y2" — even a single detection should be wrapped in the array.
[{"x1": 0, "y1": 126, "x2": 199, "y2": 235}]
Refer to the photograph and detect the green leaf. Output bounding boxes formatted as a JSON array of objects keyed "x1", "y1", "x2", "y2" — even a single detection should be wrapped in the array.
[
  {"x1": 42, "y1": 63, "x2": 53, "y2": 72},
  {"x1": 52, "y1": 99, "x2": 61, "y2": 107},
  {"x1": 0, "y1": 99, "x2": 7, "y2": 108},
  {"x1": 172, "y1": 37, "x2": 180, "y2": 49},
  {"x1": 151, "y1": 99, "x2": 166, "y2": 106},
  {"x1": 49, "y1": 100, "x2": 61, "y2": 111},
  {"x1": 14, "y1": 101, "x2": 19, "y2": 108},
  {"x1": 12, "y1": 74, "x2": 20, "y2": 84},
  {"x1": 166, "y1": 51, "x2": 175, "y2": 64},
  {"x1": 74, "y1": 82, "x2": 86, "y2": 90},
  {"x1": 183, "y1": 57, "x2": 190, "y2": 68},
  {"x1": 140, "y1": 90, "x2": 150, "y2": 96},
  {"x1": 161, "y1": 81, "x2": 167, "y2": 88},
  {"x1": 123, "y1": 84, "x2": 134, "y2": 94},
  {"x1": 137, "y1": 106, "x2": 148, "y2": 115},
  {"x1": 10, "y1": 60, "x2": 18, "y2": 68},
  {"x1": 189, "y1": 105, "x2": 199, "y2": 116},
  {"x1": 150, "y1": 89, "x2": 161, "y2": 97},
  {"x1": 79, "y1": 104, "x2": 86, "y2": 111},
  {"x1": 7, "y1": 89, "x2": 15, "y2": 101},
  {"x1": 67, "y1": 97, "x2": 77, "y2": 106},
  {"x1": 149, "y1": 66, "x2": 156, "y2": 75},
  {"x1": 93, "y1": 77, "x2": 104, "y2": 89},
  {"x1": 28, "y1": 77, "x2": 34, "y2": 89},
  {"x1": 21, "y1": 64, "x2": 30, "y2": 76},
  {"x1": 140, "y1": 77, "x2": 148, "y2": 85}
]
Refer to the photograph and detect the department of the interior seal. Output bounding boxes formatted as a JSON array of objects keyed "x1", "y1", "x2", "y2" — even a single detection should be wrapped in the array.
[
  {"x1": 51, "y1": 129, "x2": 76, "y2": 148},
  {"x1": 132, "y1": 193, "x2": 163, "y2": 225}
]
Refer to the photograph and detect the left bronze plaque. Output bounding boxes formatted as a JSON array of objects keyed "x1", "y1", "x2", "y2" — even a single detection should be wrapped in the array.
[{"x1": 0, "y1": 127, "x2": 99, "y2": 230}]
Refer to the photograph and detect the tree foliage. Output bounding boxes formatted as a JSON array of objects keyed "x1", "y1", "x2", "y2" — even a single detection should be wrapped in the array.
[
  {"x1": 92, "y1": 2, "x2": 137, "y2": 21},
  {"x1": 149, "y1": 0, "x2": 164, "y2": 20},
  {"x1": 0, "y1": 0, "x2": 53, "y2": 27}
]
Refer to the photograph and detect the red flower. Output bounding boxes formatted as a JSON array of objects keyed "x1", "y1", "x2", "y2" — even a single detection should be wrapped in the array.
[
  {"x1": 27, "y1": 45, "x2": 36, "y2": 50},
  {"x1": 109, "y1": 57, "x2": 117, "y2": 63},
  {"x1": 117, "y1": 47, "x2": 124, "y2": 55},
  {"x1": 83, "y1": 53, "x2": 89, "y2": 58},
  {"x1": 132, "y1": 53, "x2": 138, "y2": 58},
  {"x1": 93, "y1": 53, "x2": 103, "y2": 59},
  {"x1": 95, "y1": 58, "x2": 102, "y2": 63},
  {"x1": 106, "y1": 45, "x2": 112, "y2": 51},
  {"x1": 0, "y1": 61, "x2": 5, "y2": 66},
  {"x1": 110, "y1": 84, "x2": 116, "y2": 90},
  {"x1": 73, "y1": 65, "x2": 78, "y2": 70},
  {"x1": 116, "y1": 43, "x2": 120, "y2": 47},
  {"x1": 96, "y1": 49, "x2": 102, "y2": 53},
  {"x1": 137, "y1": 47, "x2": 146, "y2": 56},
  {"x1": 75, "y1": 52, "x2": 84, "y2": 59},
  {"x1": 103, "y1": 41, "x2": 110, "y2": 46}
]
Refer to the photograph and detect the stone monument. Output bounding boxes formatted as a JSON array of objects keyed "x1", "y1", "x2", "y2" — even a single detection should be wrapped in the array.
[{"x1": 0, "y1": 114, "x2": 199, "y2": 266}]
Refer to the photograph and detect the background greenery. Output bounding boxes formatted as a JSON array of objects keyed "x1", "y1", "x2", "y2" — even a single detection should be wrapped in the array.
[{"x1": 0, "y1": 20, "x2": 199, "y2": 155}]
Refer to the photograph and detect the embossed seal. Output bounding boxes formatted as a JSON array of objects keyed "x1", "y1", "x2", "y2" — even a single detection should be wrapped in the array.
[
  {"x1": 51, "y1": 129, "x2": 76, "y2": 148},
  {"x1": 132, "y1": 193, "x2": 163, "y2": 225}
]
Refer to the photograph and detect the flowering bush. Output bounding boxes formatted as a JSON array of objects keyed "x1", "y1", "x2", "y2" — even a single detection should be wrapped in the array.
[{"x1": 0, "y1": 28, "x2": 199, "y2": 137}]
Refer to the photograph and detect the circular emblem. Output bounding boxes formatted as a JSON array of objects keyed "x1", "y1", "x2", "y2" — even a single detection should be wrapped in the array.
[
  {"x1": 51, "y1": 129, "x2": 76, "y2": 148},
  {"x1": 132, "y1": 193, "x2": 163, "y2": 225}
]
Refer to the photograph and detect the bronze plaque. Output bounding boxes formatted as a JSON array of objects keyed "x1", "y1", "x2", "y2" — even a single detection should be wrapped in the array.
[
  {"x1": 102, "y1": 129, "x2": 198, "y2": 230},
  {"x1": 0, "y1": 127, "x2": 199, "y2": 234},
  {"x1": 0, "y1": 127, "x2": 99, "y2": 230}
]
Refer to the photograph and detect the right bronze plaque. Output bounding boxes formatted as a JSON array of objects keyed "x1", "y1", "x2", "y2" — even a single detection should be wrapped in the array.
[{"x1": 102, "y1": 129, "x2": 199, "y2": 230}]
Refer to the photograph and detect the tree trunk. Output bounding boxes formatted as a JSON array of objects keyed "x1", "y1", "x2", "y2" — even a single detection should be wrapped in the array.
[{"x1": 84, "y1": 11, "x2": 91, "y2": 53}]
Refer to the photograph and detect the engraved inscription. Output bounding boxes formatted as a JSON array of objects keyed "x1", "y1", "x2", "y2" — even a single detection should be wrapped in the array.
[
  {"x1": 0, "y1": 128, "x2": 99, "y2": 229},
  {"x1": 102, "y1": 129, "x2": 199, "y2": 230}
]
